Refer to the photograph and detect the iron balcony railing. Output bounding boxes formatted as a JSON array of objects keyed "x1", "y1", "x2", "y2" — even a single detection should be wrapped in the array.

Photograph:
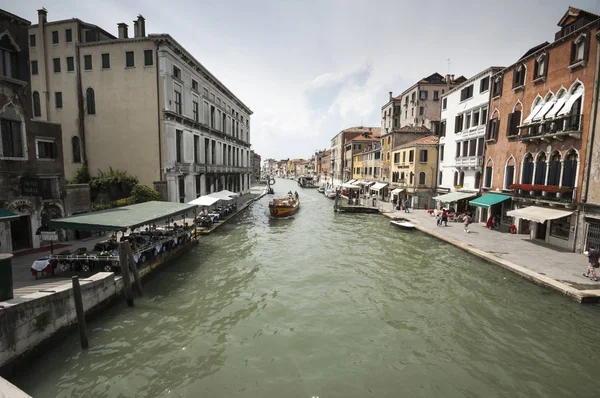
[{"x1": 519, "y1": 114, "x2": 582, "y2": 141}]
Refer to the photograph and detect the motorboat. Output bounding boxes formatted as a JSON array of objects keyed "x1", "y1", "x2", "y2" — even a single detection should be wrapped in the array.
[
  {"x1": 390, "y1": 220, "x2": 415, "y2": 230},
  {"x1": 318, "y1": 187, "x2": 325, "y2": 194},
  {"x1": 269, "y1": 192, "x2": 300, "y2": 217}
]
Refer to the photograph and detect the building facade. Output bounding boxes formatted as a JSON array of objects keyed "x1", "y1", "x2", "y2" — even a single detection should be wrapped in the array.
[
  {"x1": 343, "y1": 132, "x2": 379, "y2": 182},
  {"x1": 484, "y1": 7, "x2": 599, "y2": 251},
  {"x1": 251, "y1": 151, "x2": 261, "y2": 182},
  {"x1": 0, "y1": 9, "x2": 65, "y2": 253},
  {"x1": 439, "y1": 67, "x2": 503, "y2": 195},
  {"x1": 330, "y1": 126, "x2": 379, "y2": 184},
  {"x1": 28, "y1": 9, "x2": 252, "y2": 203}
]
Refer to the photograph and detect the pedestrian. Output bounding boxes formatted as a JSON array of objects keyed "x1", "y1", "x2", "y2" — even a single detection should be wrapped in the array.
[
  {"x1": 441, "y1": 209, "x2": 448, "y2": 226},
  {"x1": 583, "y1": 246, "x2": 599, "y2": 282},
  {"x1": 463, "y1": 213, "x2": 471, "y2": 233},
  {"x1": 436, "y1": 213, "x2": 442, "y2": 227}
]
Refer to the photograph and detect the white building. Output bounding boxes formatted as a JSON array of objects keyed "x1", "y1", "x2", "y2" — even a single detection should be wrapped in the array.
[{"x1": 438, "y1": 67, "x2": 503, "y2": 196}]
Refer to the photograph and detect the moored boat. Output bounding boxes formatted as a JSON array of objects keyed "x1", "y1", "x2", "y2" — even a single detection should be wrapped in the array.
[
  {"x1": 390, "y1": 220, "x2": 415, "y2": 230},
  {"x1": 318, "y1": 187, "x2": 325, "y2": 193},
  {"x1": 269, "y1": 192, "x2": 300, "y2": 217}
]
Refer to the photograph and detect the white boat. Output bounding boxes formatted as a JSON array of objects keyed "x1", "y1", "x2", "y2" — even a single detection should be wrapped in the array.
[{"x1": 390, "y1": 220, "x2": 415, "y2": 230}]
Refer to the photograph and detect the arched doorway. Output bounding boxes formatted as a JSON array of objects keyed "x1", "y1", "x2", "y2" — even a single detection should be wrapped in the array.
[{"x1": 8, "y1": 199, "x2": 36, "y2": 251}]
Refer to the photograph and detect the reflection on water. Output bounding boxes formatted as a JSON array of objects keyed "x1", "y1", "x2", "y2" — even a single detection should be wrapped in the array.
[{"x1": 13, "y1": 179, "x2": 600, "y2": 398}]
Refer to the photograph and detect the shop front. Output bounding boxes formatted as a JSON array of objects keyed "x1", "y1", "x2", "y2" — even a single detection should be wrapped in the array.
[
  {"x1": 507, "y1": 206, "x2": 576, "y2": 251},
  {"x1": 468, "y1": 193, "x2": 512, "y2": 226}
]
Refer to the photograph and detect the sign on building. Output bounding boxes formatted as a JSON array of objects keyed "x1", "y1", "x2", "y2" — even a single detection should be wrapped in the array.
[{"x1": 40, "y1": 231, "x2": 59, "y2": 241}]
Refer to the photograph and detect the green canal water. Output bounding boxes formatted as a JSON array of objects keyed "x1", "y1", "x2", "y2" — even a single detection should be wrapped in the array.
[{"x1": 13, "y1": 179, "x2": 600, "y2": 397}]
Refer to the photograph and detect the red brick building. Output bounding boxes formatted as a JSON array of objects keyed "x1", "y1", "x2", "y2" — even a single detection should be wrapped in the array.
[{"x1": 482, "y1": 7, "x2": 599, "y2": 251}]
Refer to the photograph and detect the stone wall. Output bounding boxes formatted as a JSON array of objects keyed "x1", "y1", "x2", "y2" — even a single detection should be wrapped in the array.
[{"x1": 64, "y1": 184, "x2": 91, "y2": 216}]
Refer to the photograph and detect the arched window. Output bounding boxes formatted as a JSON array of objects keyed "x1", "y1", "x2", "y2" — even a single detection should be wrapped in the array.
[
  {"x1": 548, "y1": 151, "x2": 561, "y2": 186},
  {"x1": 86, "y1": 88, "x2": 96, "y2": 115},
  {"x1": 409, "y1": 172, "x2": 414, "y2": 185},
  {"x1": 484, "y1": 159, "x2": 493, "y2": 188},
  {"x1": 33, "y1": 91, "x2": 41, "y2": 117},
  {"x1": 474, "y1": 171, "x2": 481, "y2": 189},
  {"x1": 534, "y1": 152, "x2": 547, "y2": 185},
  {"x1": 521, "y1": 153, "x2": 534, "y2": 184},
  {"x1": 418, "y1": 172, "x2": 426, "y2": 186},
  {"x1": 458, "y1": 171, "x2": 465, "y2": 186},
  {"x1": 505, "y1": 157, "x2": 516, "y2": 188},
  {"x1": 562, "y1": 150, "x2": 578, "y2": 188},
  {"x1": 453, "y1": 171, "x2": 458, "y2": 186},
  {"x1": 72, "y1": 136, "x2": 81, "y2": 163},
  {"x1": 400, "y1": 172, "x2": 405, "y2": 183}
]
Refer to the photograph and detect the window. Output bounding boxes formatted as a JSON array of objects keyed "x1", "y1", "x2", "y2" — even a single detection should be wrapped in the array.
[
  {"x1": 72, "y1": 136, "x2": 81, "y2": 163},
  {"x1": 178, "y1": 176, "x2": 185, "y2": 203},
  {"x1": 459, "y1": 172, "x2": 465, "y2": 186},
  {"x1": 548, "y1": 153, "x2": 561, "y2": 186},
  {"x1": 534, "y1": 153, "x2": 547, "y2": 185},
  {"x1": 550, "y1": 216, "x2": 571, "y2": 240},
  {"x1": 484, "y1": 165, "x2": 493, "y2": 188},
  {"x1": 460, "y1": 85, "x2": 474, "y2": 101},
  {"x1": 506, "y1": 111, "x2": 521, "y2": 137},
  {"x1": 84, "y1": 55, "x2": 92, "y2": 71},
  {"x1": 125, "y1": 51, "x2": 134, "y2": 67},
  {"x1": 440, "y1": 120, "x2": 446, "y2": 137},
  {"x1": 393, "y1": 153, "x2": 399, "y2": 163},
  {"x1": 474, "y1": 172, "x2": 481, "y2": 189},
  {"x1": 52, "y1": 30, "x2": 59, "y2": 44},
  {"x1": 481, "y1": 108, "x2": 488, "y2": 125},
  {"x1": 442, "y1": 98, "x2": 447, "y2": 110},
  {"x1": 101, "y1": 53, "x2": 110, "y2": 69},
  {"x1": 462, "y1": 141, "x2": 468, "y2": 157},
  {"x1": 33, "y1": 91, "x2": 41, "y2": 117},
  {"x1": 505, "y1": 159, "x2": 515, "y2": 189},
  {"x1": 433, "y1": 91, "x2": 439, "y2": 100},
  {"x1": 65, "y1": 28, "x2": 73, "y2": 43},
  {"x1": 173, "y1": 65, "x2": 181, "y2": 79},
  {"x1": 439, "y1": 171, "x2": 443, "y2": 185},
  {"x1": 0, "y1": 48, "x2": 16, "y2": 78},
  {"x1": 409, "y1": 172, "x2": 414, "y2": 185},
  {"x1": 440, "y1": 145, "x2": 444, "y2": 161},
  {"x1": 192, "y1": 79, "x2": 199, "y2": 91},
  {"x1": 176, "y1": 129, "x2": 183, "y2": 162},
  {"x1": 419, "y1": 172, "x2": 426, "y2": 185},
  {"x1": 86, "y1": 88, "x2": 95, "y2": 115},
  {"x1": 144, "y1": 49, "x2": 153, "y2": 66},
  {"x1": 174, "y1": 85, "x2": 182, "y2": 114},
  {"x1": 571, "y1": 34, "x2": 589, "y2": 65},
  {"x1": 456, "y1": 142, "x2": 461, "y2": 158},
  {"x1": 492, "y1": 76, "x2": 503, "y2": 97},
  {"x1": 67, "y1": 56, "x2": 74, "y2": 72},
  {"x1": 480, "y1": 77, "x2": 490, "y2": 93},
  {"x1": 30, "y1": 34, "x2": 36, "y2": 47},
  {"x1": 465, "y1": 113, "x2": 471, "y2": 129},
  {"x1": 195, "y1": 174, "x2": 201, "y2": 197},
  {"x1": 473, "y1": 110, "x2": 480, "y2": 126},
  {"x1": 513, "y1": 65, "x2": 525, "y2": 88},
  {"x1": 203, "y1": 87, "x2": 209, "y2": 98},
  {"x1": 477, "y1": 137, "x2": 484, "y2": 156},
  {"x1": 37, "y1": 140, "x2": 56, "y2": 159},
  {"x1": 522, "y1": 154, "x2": 534, "y2": 184},
  {"x1": 55, "y1": 92, "x2": 62, "y2": 109},
  {"x1": 31, "y1": 60, "x2": 38, "y2": 75},
  {"x1": 193, "y1": 100, "x2": 199, "y2": 122},
  {"x1": 0, "y1": 119, "x2": 23, "y2": 157},
  {"x1": 53, "y1": 58, "x2": 61, "y2": 73},
  {"x1": 194, "y1": 135, "x2": 199, "y2": 164},
  {"x1": 533, "y1": 54, "x2": 547, "y2": 80},
  {"x1": 469, "y1": 139, "x2": 476, "y2": 156},
  {"x1": 419, "y1": 149, "x2": 428, "y2": 163},
  {"x1": 454, "y1": 114, "x2": 464, "y2": 133},
  {"x1": 409, "y1": 150, "x2": 414, "y2": 163},
  {"x1": 419, "y1": 106, "x2": 424, "y2": 116},
  {"x1": 487, "y1": 117, "x2": 499, "y2": 141},
  {"x1": 419, "y1": 90, "x2": 428, "y2": 100}
]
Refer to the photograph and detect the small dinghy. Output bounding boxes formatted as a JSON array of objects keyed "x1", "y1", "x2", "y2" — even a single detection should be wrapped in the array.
[{"x1": 390, "y1": 220, "x2": 415, "y2": 230}]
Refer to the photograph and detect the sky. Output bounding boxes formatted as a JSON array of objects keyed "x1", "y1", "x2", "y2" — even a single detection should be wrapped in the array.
[{"x1": 8, "y1": 0, "x2": 600, "y2": 161}]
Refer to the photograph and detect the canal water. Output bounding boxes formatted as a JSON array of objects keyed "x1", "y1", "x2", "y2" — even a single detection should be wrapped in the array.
[{"x1": 13, "y1": 179, "x2": 600, "y2": 397}]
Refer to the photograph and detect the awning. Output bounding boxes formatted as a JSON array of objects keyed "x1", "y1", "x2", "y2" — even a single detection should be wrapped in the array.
[
  {"x1": 207, "y1": 190, "x2": 239, "y2": 199},
  {"x1": 359, "y1": 181, "x2": 375, "y2": 187},
  {"x1": 347, "y1": 179, "x2": 357, "y2": 184},
  {"x1": 390, "y1": 188, "x2": 406, "y2": 195},
  {"x1": 558, "y1": 88, "x2": 583, "y2": 116},
  {"x1": 0, "y1": 208, "x2": 19, "y2": 222},
  {"x1": 341, "y1": 182, "x2": 361, "y2": 189},
  {"x1": 532, "y1": 100, "x2": 556, "y2": 121},
  {"x1": 189, "y1": 196, "x2": 221, "y2": 206},
  {"x1": 432, "y1": 191, "x2": 476, "y2": 203},
  {"x1": 507, "y1": 206, "x2": 574, "y2": 223},
  {"x1": 469, "y1": 193, "x2": 511, "y2": 208},
  {"x1": 523, "y1": 102, "x2": 544, "y2": 124},
  {"x1": 544, "y1": 97, "x2": 567, "y2": 119},
  {"x1": 50, "y1": 201, "x2": 198, "y2": 232},
  {"x1": 370, "y1": 182, "x2": 389, "y2": 191}
]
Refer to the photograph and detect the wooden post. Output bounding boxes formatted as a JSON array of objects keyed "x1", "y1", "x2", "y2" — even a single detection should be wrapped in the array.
[
  {"x1": 126, "y1": 244, "x2": 144, "y2": 296},
  {"x1": 118, "y1": 242, "x2": 134, "y2": 306},
  {"x1": 71, "y1": 276, "x2": 89, "y2": 349}
]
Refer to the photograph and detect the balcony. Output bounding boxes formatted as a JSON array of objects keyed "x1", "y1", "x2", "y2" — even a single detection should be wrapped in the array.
[
  {"x1": 454, "y1": 156, "x2": 483, "y2": 168},
  {"x1": 509, "y1": 184, "x2": 576, "y2": 207},
  {"x1": 519, "y1": 114, "x2": 582, "y2": 142}
]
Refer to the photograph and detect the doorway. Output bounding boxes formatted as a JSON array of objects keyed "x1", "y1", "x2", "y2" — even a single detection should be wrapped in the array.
[
  {"x1": 10, "y1": 215, "x2": 32, "y2": 250},
  {"x1": 536, "y1": 221, "x2": 547, "y2": 240}
]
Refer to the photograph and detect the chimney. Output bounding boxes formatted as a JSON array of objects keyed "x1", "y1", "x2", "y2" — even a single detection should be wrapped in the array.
[
  {"x1": 37, "y1": 8, "x2": 47, "y2": 25},
  {"x1": 451, "y1": 74, "x2": 455, "y2": 82},
  {"x1": 118, "y1": 23, "x2": 128, "y2": 39},
  {"x1": 134, "y1": 15, "x2": 146, "y2": 38},
  {"x1": 389, "y1": 91, "x2": 392, "y2": 101},
  {"x1": 445, "y1": 74, "x2": 451, "y2": 83}
]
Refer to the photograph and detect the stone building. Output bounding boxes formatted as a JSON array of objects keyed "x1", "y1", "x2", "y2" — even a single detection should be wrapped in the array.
[
  {"x1": 251, "y1": 151, "x2": 261, "y2": 183},
  {"x1": 343, "y1": 131, "x2": 380, "y2": 182},
  {"x1": 330, "y1": 126, "x2": 380, "y2": 184},
  {"x1": 28, "y1": 9, "x2": 252, "y2": 203},
  {"x1": 483, "y1": 7, "x2": 599, "y2": 251},
  {"x1": 0, "y1": 9, "x2": 65, "y2": 253}
]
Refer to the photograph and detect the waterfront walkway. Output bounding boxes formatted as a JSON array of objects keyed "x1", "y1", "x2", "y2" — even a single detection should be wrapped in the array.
[
  {"x1": 379, "y1": 202, "x2": 600, "y2": 302},
  {"x1": 8, "y1": 188, "x2": 265, "y2": 298}
]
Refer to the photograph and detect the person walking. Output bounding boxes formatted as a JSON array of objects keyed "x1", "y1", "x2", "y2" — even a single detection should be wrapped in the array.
[
  {"x1": 463, "y1": 213, "x2": 471, "y2": 233},
  {"x1": 583, "y1": 246, "x2": 599, "y2": 282},
  {"x1": 441, "y1": 209, "x2": 448, "y2": 227}
]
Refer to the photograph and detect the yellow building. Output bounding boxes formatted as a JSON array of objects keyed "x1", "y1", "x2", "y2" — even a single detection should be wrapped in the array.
[
  {"x1": 352, "y1": 153, "x2": 363, "y2": 180},
  {"x1": 390, "y1": 136, "x2": 439, "y2": 209}
]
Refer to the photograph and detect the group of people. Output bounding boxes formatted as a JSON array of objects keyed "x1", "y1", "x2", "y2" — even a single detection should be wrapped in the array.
[{"x1": 435, "y1": 208, "x2": 472, "y2": 232}]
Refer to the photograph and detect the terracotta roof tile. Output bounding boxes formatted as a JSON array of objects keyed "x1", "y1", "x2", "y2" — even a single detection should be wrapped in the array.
[
  {"x1": 392, "y1": 125, "x2": 431, "y2": 134},
  {"x1": 393, "y1": 135, "x2": 439, "y2": 150}
]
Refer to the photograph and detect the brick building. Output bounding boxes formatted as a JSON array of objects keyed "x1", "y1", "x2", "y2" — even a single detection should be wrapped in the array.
[
  {"x1": 0, "y1": 9, "x2": 65, "y2": 253},
  {"x1": 482, "y1": 7, "x2": 599, "y2": 251}
]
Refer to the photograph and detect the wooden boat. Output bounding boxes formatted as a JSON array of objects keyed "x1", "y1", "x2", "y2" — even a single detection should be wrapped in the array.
[
  {"x1": 318, "y1": 187, "x2": 325, "y2": 193},
  {"x1": 326, "y1": 190, "x2": 337, "y2": 199},
  {"x1": 390, "y1": 220, "x2": 415, "y2": 230},
  {"x1": 269, "y1": 193, "x2": 300, "y2": 217}
]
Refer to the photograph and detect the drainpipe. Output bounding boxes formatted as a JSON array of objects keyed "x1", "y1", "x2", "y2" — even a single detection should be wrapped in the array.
[
  {"x1": 155, "y1": 41, "x2": 163, "y2": 181},
  {"x1": 75, "y1": 30, "x2": 88, "y2": 165}
]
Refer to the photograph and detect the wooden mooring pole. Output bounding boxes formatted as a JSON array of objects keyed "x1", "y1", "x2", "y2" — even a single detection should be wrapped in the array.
[
  {"x1": 71, "y1": 276, "x2": 89, "y2": 349},
  {"x1": 126, "y1": 244, "x2": 144, "y2": 296},
  {"x1": 118, "y1": 242, "x2": 134, "y2": 306}
]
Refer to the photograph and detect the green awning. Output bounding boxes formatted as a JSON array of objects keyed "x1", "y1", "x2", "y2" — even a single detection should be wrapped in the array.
[
  {"x1": 0, "y1": 208, "x2": 19, "y2": 222},
  {"x1": 49, "y1": 201, "x2": 198, "y2": 232},
  {"x1": 469, "y1": 193, "x2": 512, "y2": 208}
]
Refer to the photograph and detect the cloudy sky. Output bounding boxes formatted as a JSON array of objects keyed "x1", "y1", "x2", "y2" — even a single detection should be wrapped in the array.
[{"x1": 9, "y1": 0, "x2": 600, "y2": 160}]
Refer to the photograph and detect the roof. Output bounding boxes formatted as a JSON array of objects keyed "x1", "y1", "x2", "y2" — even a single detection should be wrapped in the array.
[
  {"x1": 31, "y1": 17, "x2": 117, "y2": 40},
  {"x1": 49, "y1": 201, "x2": 197, "y2": 232},
  {"x1": 442, "y1": 67, "x2": 505, "y2": 97},
  {"x1": 394, "y1": 135, "x2": 439, "y2": 150},
  {"x1": 519, "y1": 42, "x2": 550, "y2": 60},
  {"x1": 347, "y1": 134, "x2": 380, "y2": 143},
  {"x1": 0, "y1": 9, "x2": 31, "y2": 25},
  {"x1": 558, "y1": 7, "x2": 600, "y2": 27},
  {"x1": 341, "y1": 126, "x2": 381, "y2": 134},
  {"x1": 394, "y1": 125, "x2": 431, "y2": 134}
]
